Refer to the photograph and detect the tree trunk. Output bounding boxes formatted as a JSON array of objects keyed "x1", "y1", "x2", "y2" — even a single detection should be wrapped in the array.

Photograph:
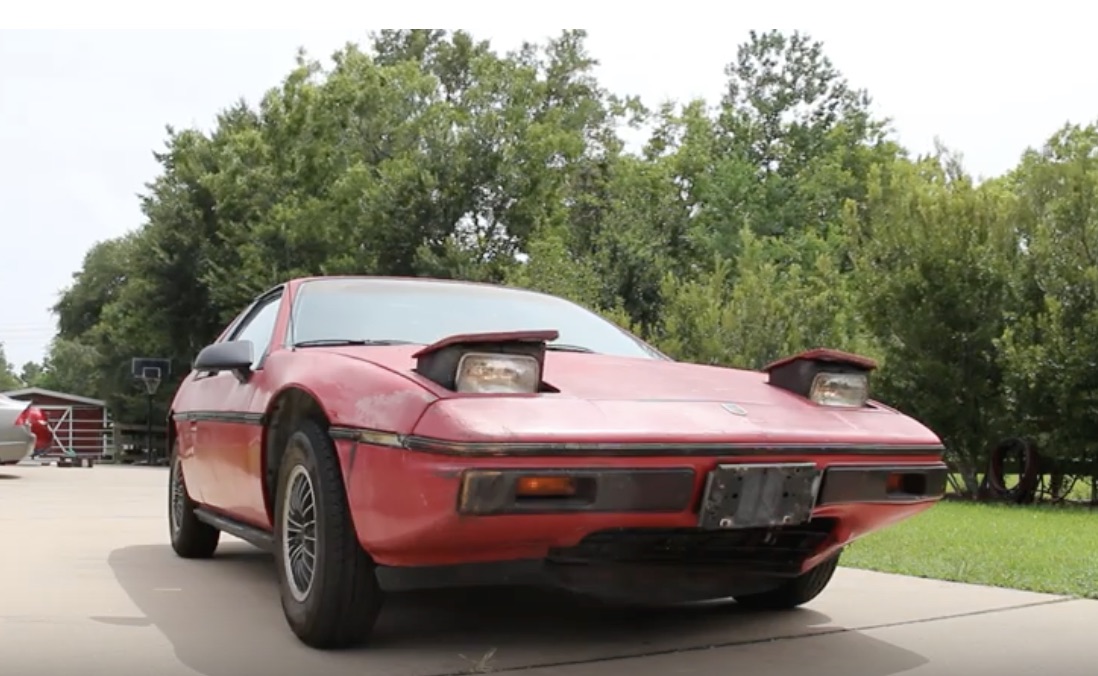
[{"x1": 1047, "y1": 470, "x2": 1062, "y2": 501}]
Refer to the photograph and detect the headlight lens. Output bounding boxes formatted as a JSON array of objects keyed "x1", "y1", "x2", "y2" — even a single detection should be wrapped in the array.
[
  {"x1": 455, "y1": 352, "x2": 540, "y2": 394},
  {"x1": 809, "y1": 372, "x2": 869, "y2": 408}
]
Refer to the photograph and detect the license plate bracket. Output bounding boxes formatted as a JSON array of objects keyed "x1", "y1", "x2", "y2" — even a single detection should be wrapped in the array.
[{"x1": 698, "y1": 463, "x2": 821, "y2": 530}]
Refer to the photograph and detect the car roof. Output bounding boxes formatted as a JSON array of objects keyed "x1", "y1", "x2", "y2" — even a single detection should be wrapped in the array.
[
  {"x1": 277, "y1": 275, "x2": 564, "y2": 302},
  {"x1": 291, "y1": 275, "x2": 513, "y2": 289}
]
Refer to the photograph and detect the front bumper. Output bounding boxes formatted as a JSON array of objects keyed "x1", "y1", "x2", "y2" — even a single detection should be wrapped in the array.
[{"x1": 336, "y1": 437, "x2": 946, "y2": 574}]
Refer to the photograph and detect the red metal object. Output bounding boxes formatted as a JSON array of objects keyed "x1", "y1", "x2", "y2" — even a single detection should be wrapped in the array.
[
  {"x1": 168, "y1": 276, "x2": 947, "y2": 643},
  {"x1": 338, "y1": 439, "x2": 940, "y2": 568},
  {"x1": 411, "y1": 329, "x2": 560, "y2": 358},
  {"x1": 763, "y1": 347, "x2": 879, "y2": 373}
]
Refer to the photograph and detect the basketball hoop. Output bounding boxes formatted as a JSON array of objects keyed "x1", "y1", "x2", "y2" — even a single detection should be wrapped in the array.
[
  {"x1": 141, "y1": 366, "x2": 162, "y2": 395},
  {"x1": 130, "y1": 357, "x2": 172, "y2": 465}
]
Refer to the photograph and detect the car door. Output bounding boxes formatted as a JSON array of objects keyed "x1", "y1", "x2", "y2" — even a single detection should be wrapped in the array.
[{"x1": 191, "y1": 288, "x2": 285, "y2": 522}]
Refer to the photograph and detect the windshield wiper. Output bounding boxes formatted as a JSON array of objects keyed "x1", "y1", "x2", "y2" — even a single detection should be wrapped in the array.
[
  {"x1": 293, "y1": 339, "x2": 420, "y2": 348},
  {"x1": 545, "y1": 343, "x2": 596, "y2": 354}
]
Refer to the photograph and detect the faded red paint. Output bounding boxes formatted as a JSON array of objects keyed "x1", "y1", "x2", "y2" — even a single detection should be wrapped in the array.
[
  {"x1": 339, "y1": 438, "x2": 941, "y2": 568},
  {"x1": 763, "y1": 347, "x2": 880, "y2": 372},
  {"x1": 171, "y1": 276, "x2": 946, "y2": 573},
  {"x1": 411, "y1": 329, "x2": 560, "y2": 358}
]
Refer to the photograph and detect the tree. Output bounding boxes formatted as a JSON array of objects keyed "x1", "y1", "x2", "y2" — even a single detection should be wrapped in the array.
[
  {"x1": 19, "y1": 362, "x2": 43, "y2": 387},
  {"x1": 50, "y1": 30, "x2": 638, "y2": 423},
  {"x1": 0, "y1": 343, "x2": 20, "y2": 391},
  {"x1": 34, "y1": 338, "x2": 103, "y2": 399},
  {"x1": 54, "y1": 234, "x2": 138, "y2": 342},
  {"x1": 654, "y1": 226, "x2": 874, "y2": 369},
  {"x1": 998, "y1": 122, "x2": 1098, "y2": 479},
  {"x1": 844, "y1": 147, "x2": 1020, "y2": 494},
  {"x1": 693, "y1": 29, "x2": 899, "y2": 258},
  {"x1": 43, "y1": 26, "x2": 1098, "y2": 498}
]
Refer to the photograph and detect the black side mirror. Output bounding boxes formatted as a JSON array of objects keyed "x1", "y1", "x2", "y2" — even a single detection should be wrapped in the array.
[{"x1": 193, "y1": 340, "x2": 254, "y2": 377}]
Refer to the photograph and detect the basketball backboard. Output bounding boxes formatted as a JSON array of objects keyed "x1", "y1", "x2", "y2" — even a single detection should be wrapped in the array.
[
  {"x1": 132, "y1": 358, "x2": 171, "y2": 395},
  {"x1": 131, "y1": 357, "x2": 172, "y2": 379}
]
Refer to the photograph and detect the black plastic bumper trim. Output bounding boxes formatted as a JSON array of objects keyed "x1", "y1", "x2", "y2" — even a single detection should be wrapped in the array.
[
  {"x1": 817, "y1": 463, "x2": 949, "y2": 505},
  {"x1": 458, "y1": 468, "x2": 697, "y2": 515}
]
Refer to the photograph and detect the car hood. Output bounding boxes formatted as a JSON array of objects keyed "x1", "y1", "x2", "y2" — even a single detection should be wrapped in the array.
[
  {"x1": 324, "y1": 345, "x2": 774, "y2": 403},
  {"x1": 315, "y1": 345, "x2": 942, "y2": 448}
]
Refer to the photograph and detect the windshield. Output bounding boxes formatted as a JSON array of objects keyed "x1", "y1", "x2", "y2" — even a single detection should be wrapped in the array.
[{"x1": 289, "y1": 278, "x2": 664, "y2": 360}]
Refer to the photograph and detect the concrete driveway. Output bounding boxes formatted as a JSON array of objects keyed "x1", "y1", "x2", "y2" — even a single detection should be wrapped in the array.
[{"x1": 1, "y1": 464, "x2": 1094, "y2": 675}]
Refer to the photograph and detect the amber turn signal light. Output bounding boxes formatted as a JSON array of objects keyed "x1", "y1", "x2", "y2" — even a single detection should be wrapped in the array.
[
  {"x1": 515, "y1": 476, "x2": 577, "y2": 498},
  {"x1": 885, "y1": 472, "x2": 928, "y2": 496},
  {"x1": 885, "y1": 472, "x2": 904, "y2": 493}
]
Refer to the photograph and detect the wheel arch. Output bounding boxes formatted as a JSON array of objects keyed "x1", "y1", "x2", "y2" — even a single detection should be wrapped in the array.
[
  {"x1": 166, "y1": 408, "x2": 176, "y2": 459},
  {"x1": 262, "y1": 385, "x2": 335, "y2": 524}
]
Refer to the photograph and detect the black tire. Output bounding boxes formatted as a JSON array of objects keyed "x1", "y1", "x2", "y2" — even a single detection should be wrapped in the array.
[
  {"x1": 168, "y1": 449, "x2": 221, "y2": 559},
  {"x1": 273, "y1": 418, "x2": 383, "y2": 649},
  {"x1": 734, "y1": 550, "x2": 842, "y2": 610}
]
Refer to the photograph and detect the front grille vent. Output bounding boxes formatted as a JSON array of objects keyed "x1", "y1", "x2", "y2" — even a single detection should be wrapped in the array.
[{"x1": 546, "y1": 518, "x2": 837, "y2": 574}]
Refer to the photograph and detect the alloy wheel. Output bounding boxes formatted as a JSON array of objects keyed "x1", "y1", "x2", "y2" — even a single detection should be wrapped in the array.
[{"x1": 282, "y1": 464, "x2": 318, "y2": 602}]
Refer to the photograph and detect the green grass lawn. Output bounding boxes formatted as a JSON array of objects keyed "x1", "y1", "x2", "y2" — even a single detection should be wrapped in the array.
[
  {"x1": 947, "y1": 473, "x2": 1095, "y2": 501},
  {"x1": 841, "y1": 500, "x2": 1098, "y2": 599}
]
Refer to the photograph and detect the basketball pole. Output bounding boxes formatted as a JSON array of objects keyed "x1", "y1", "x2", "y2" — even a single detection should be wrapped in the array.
[
  {"x1": 145, "y1": 389, "x2": 153, "y2": 463},
  {"x1": 132, "y1": 359, "x2": 170, "y2": 465},
  {"x1": 139, "y1": 368, "x2": 162, "y2": 464}
]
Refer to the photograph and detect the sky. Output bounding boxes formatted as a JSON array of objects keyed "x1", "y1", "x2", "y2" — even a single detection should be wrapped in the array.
[{"x1": 2, "y1": 1, "x2": 1096, "y2": 370}]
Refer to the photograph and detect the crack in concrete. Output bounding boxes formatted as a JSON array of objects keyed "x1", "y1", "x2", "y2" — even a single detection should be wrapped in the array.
[
  {"x1": 842, "y1": 596, "x2": 1076, "y2": 633},
  {"x1": 438, "y1": 597, "x2": 1078, "y2": 676}
]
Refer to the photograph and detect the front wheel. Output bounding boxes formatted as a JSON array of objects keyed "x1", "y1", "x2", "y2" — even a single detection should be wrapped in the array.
[
  {"x1": 273, "y1": 419, "x2": 383, "y2": 649},
  {"x1": 733, "y1": 550, "x2": 842, "y2": 610}
]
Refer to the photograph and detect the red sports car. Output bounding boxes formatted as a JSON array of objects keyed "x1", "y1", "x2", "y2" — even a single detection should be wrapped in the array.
[{"x1": 168, "y1": 276, "x2": 947, "y2": 649}]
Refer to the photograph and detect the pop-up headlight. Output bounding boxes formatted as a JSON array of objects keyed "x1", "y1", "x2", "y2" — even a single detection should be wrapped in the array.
[
  {"x1": 808, "y1": 371, "x2": 869, "y2": 408},
  {"x1": 456, "y1": 353, "x2": 540, "y2": 394},
  {"x1": 411, "y1": 329, "x2": 558, "y2": 394},
  {"x1": 764, "y1": 348, "x2": 877, "y2": 408}
]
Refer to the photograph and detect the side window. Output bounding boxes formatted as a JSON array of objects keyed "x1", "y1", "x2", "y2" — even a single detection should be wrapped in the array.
[{"x1": 229, "y1": 295, "x2": 283, "y2": 369}]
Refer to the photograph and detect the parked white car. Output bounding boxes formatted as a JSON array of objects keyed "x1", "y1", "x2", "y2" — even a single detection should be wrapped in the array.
[{"x1": 0, "y1": 394, "x2": 34, "y2": 465}]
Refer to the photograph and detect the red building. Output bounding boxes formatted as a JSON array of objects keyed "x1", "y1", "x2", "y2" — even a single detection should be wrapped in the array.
[{"x1": 1, "y1": 387, "x2": 112, "y2": 458}]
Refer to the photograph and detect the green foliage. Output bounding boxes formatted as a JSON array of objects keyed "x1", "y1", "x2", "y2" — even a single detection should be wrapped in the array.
[
  {"x1": 691, "y1": 29, "x2": 900, "y2": 257},
  {"x1": 843, "y1": 148, "x2": 1022, "y2": 492},
  {"x1": 998, "y1": 123, "x2": 1098, "y2": 466},
  {"x1": 0, "y1": 343, "x2": 20, "y2": 391},
  {"x1": 504, "y1": 226, "x2": 603, "y2": 309},
  {"x1": 19, "y1": 361, "x2": 43, "y2": 387},
  {"x1": 655, "y1": 227, "x2": 876, "y2": 369},
  {"x1": 503, "y1": 225, "x2": 637, "y2": 332},
  {"x1": 39, "y1": 28, "x2": 1098, "y2": 497},
  {"x1": 32, "y1": 338, "x2": 102, "y2": 398}
]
